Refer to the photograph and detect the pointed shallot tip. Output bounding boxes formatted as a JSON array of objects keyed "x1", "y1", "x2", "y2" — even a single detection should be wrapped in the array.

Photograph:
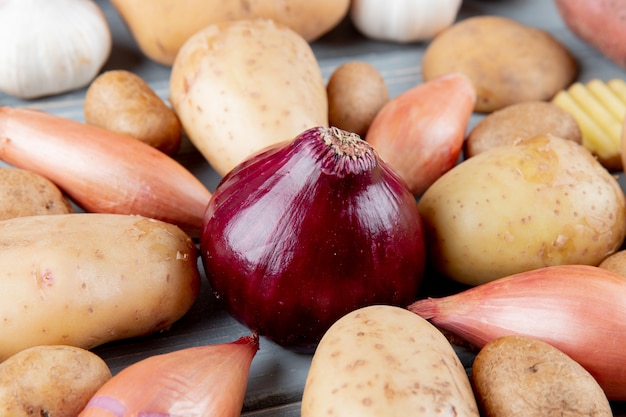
[
  {"x1": 234, "y1": 333, "x2": 260, "y2": 351},
  {"x1": 407, "y1": 298, "x2": 438, "y2": 320}
]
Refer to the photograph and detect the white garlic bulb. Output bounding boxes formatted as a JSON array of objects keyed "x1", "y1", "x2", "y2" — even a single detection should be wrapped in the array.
[
  {"x1": 350, "y1": 0, "x2": 462, "y2": 43},
  {"x1": 0, "y1": 0, "x2": 112, "y2": 99}
]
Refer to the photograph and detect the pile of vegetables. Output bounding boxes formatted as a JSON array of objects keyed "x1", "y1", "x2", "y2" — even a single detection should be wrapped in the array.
[{"x1": 2, "y1": 0, "x2": 626, "y2": 415}]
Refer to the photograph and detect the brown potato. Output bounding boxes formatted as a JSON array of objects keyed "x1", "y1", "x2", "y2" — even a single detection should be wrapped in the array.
[
  {"x1": 84, "y1": 70, "x2": 182, "y2": 155},
  {"x1": 465, "y1": 101, "x2": 583, "y2": 158},
  {"x1": 472, "y1": 335, "x2": 612, "y2": 417},
  {"x1": 0, "y1": 345, "x2": 112, "y2": 417},
  {"x1": 422, "y1": 16, "x2": 578, "y2": 113},
  {"x1": 0, "y1": 167, "x2": 73, "y2": 220},
  {"x1": 327, "y1": 61, "x2": 389, "y2": 137},
  {"x1": 599, "y1": 249, "x2": 626, "y2": 276},
  {"x1": 110, "y1": 0, "x2": 350, "y2": 66}
]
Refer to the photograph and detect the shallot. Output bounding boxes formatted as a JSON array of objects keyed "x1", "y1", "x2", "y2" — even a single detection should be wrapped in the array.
[
  {"x1": 79, "y1": 335, "x2": 259, "y2": 416},
  {"x1": 408, "y1": 264, "x2": 626, "y2": 400},
  {"x1": 0, "y1": 106, "x2": 211, "y2": 236}
]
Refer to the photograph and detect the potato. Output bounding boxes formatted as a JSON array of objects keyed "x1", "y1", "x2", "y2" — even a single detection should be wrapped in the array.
[
  {"x1": 0, "y1": 213, "x2": 200, "y2": 360},
  {"x1": 555, "y1": 0, "x2": 626, "y2": 69},
  {"x1": 422, "y1": 16, "x2": 578, "y2": 113},
  {"x1": 84, "y1": 70, "x2": 182, "y2": 155},
  {"x1": 0, "y1": 167, "x2": 73, "y2": 219},
  {"x1": 0, "y1": 345, "x2": 112, "y2": 417},
  {"x1": 418, "y1": 134, "x2": 626, "y2": 285},
  {"x1": 301, "y1": 305, "x2": 479, "y2": 417},
  {"x1": 598, "y1": 249, "x2": 626, "y2": 277},
  {"x1": 110, "y1": 0, "x2": 350, "y2": 66},
  {"x1": 327, "y1": 61, "x2": 389, "y2": 137},
  {"x1": 465, "y1": 101, "x2": 583, "y2": 158},
  {"x1": 472, "y1": 335, "x2": 612, "y2": 417},
  {"x1": 170, "y1": 19, "x2": 328, "y2": 176}
]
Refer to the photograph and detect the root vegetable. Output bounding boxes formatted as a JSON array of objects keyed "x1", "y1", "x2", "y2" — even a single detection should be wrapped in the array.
[
  {"x1": 366, "y1": 72, "x2": 476, "y2": 196},
  {"x1": 465, "y1": 101, "x2": 582, "y2": 158},
  {"x1": 110, "y1": 0, "x2": 350, "y2": 65},
  {"x1": 170, "y1": 19, "x2": 328, "y2": 176},
  {"x1": 419, "y1": 134, "x2": 626, "y2": 285},
  {"x1": 327, "y1": 61, "x2": 389, "y2": 137},
  {"x1": 408, "y1": 264, "x2": 626, "y2": 400},
  {"x1": 472, "y1": 335, "x2": 612, "y2": 417},
  {"x1": 0, "y1": 345, "x2": 112, "y2": 417},
  {"x1": 201, "y1": 126, "x2": 426, "y2": 352},
  {"x1": 555, "y1": 0, "x2": 626, "y2": 69},
  {"x1": 0, "y1": 106, "x2": 211, "y2": 236},
  {"x1": 0, "y1": 0, "x2": 111, "y2": 99},
  {"x1": 0, "y1": 167, "x2": 74, "y2": 219},
  {"x1": 301, "y1": 305, "x2": 479, "y2": 417},
  {"x1": 0, "y1": 213, "x2": 201, "y2": 360},
  {"x1": 80, "y1": 335, "x2": 259, "y2": 416},
  {"x1": 84, "y1": 70, "x2": 182, "y2": 155},
  {"x1": 422, "y1": 15, "x2": 578, "y2": 113}
]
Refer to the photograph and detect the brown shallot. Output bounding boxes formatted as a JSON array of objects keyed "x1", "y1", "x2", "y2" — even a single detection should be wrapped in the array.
[
  {"x1": 408, "y1": 264, "x2": 626, "y2": 400},
  {"x1": 365, "y1": 72, "x2": 476, "y2": 196},
  {"x1": 79, "y1": 334, "x2": 259, "y2": 416},
  {"x1": 0, "y1": 106, "x2": 211, "y2": 236}
]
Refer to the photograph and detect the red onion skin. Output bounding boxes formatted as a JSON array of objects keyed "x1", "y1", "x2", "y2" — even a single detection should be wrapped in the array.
[{"x1": 201, "y1": 127, "x2": 426, "y2": 352}]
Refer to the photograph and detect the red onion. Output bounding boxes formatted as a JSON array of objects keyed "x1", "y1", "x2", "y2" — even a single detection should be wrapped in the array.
[{"x1": 200, "y1": 126, "x2": 426, "y2": 351}]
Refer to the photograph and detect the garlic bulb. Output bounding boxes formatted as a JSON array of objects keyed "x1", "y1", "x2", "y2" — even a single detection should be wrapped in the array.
[
  {"x1": 350, "y1": 0, "x2": 462, "y2": 43},
  {"x1": 0, "y1": 0, "x2": 112, "y2": 99}
]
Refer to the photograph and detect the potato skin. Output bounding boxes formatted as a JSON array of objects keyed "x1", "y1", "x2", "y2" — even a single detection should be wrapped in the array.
[
  {"x1": 0, "y1": 345, "x2": 112, "y2": 417},
  {"x1": 0, "y1": 213, "x2": 200, "y2": 360},
  {"x1": 422, "y1": 16, "x2": 578, "y2": 113},
  {"x1": 0, "y1": 167, "x2": 73, "y2": 219},
  {"x1": 170, "y1": 19, "x2": 328, "y2": 176},
  {"x1": 327, "y1": 61, "x2": 389, "y2": 137},
  {"x1": 419, "y1": 134, "x2": 626, "y2": 285},
  {"x1": 110, "y1": 0, "x2": 350, "y2": 65},
  {"x1": 598, "y1": 249, "x2": 626, "y2": 277},
  {"x1": 84, "y1": 70, "x2": 182, "y2": 155},
  {"x1": 472, "y1": 335, "x2": 612, "y2": 417},
  {"x1": 465, "y1": 101, "x2": 582, "y2": 158},
  {"x1": 301, "y1": 305, "x2": 479, "y2": 417}
]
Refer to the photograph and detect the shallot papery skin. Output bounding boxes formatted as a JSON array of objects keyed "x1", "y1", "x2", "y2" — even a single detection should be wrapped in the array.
[
  {"x1": 201, "y1": 126, "x2": 426, "y2": 352},
  {"x1": 408, "y1": 264, "x2": 626, "y2": 400},
  {"x1": 79, "y1": 335, "x2": 259, "y2": 417}
]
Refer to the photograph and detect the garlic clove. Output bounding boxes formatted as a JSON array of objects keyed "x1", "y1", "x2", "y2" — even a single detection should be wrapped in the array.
[{"x1": 0, "y1": 0, "x2": 112, "y2": 100}]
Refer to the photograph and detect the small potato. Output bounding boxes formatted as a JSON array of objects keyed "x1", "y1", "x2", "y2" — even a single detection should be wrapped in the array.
[
  {"x1": 0, "y1": 213, "x2": 200, "y2": 360},
  {"x1": 422, "y1": 16, "x2": 578, "y2": 113},
  {"x1": 301, "y1": 305, "x2": 479, "y2": 417},
  {"x1": 0, "y1": 167, "x2": 73, "y2": 219},
  {"x1": 472, "y1": 335, "x2": 612, "y2": 417},
  {"x1": 465, "y1": 101, "x2": 583, "y2": 158},
  {"x1": 327, "y1": 61, "x2": 389, "y2": 137},
  {"x1": 170, "y1": 19, "x2": 328, "y2": 176},
  {"x1": 0, "y1": 345, "x2": 112, "y2": 417},
  {"x1": 598, "y1": 249, "x2": 626, "y2": 276},
  {"x1": 419, "y1": 134, "x2": 626, "y2": 285},
  {"x1": 84, "y1": 70, "x2": 182, "y2": 155}
]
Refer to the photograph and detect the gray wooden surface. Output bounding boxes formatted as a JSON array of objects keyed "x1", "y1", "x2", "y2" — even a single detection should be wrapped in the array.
[{"x1": 2, "y1": 0, "x2": 626, "y2": 415}]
